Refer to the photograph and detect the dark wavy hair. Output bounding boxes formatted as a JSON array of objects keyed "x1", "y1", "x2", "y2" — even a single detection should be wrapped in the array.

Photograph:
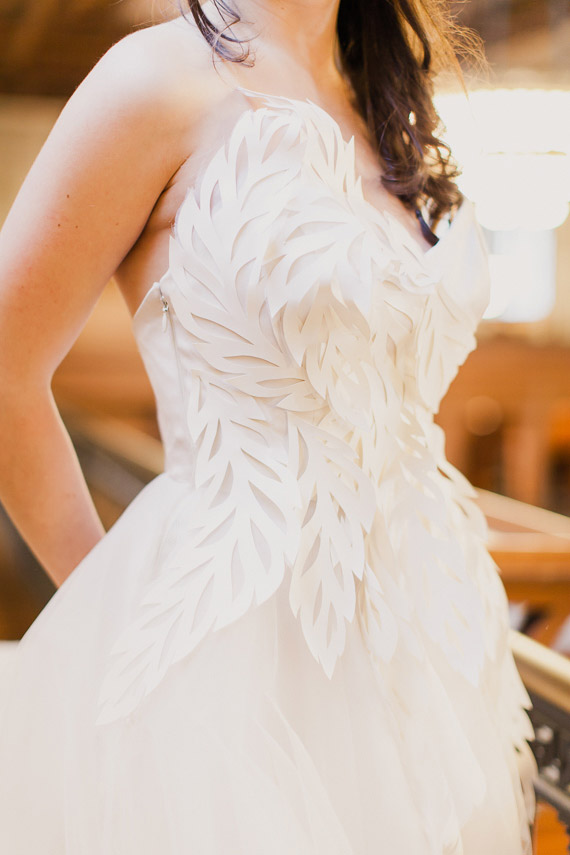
[{"x1": 180, "y1": 0, "x2": 486, "y2": 227}]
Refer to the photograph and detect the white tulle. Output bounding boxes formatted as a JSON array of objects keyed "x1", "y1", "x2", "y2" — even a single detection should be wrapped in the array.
[{"x1": 0, "y1": 85, "x2": 537, "y2": 854}]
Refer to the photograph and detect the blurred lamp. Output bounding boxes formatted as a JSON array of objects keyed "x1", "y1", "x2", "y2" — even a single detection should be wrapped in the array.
[{"x1": 434, "y1": 88, "x2": 570, "y2": 322}]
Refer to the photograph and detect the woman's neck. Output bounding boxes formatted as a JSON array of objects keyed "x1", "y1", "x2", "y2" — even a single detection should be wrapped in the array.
[{"x1": 200, "y1": 0, "x2": 343, "y2": 88}]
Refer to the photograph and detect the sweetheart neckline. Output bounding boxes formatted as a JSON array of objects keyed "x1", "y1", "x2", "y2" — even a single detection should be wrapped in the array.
[
  {"x1": 130, "y1": 85, "x2": 470, "y2": 328},
  {"x1": 233, "y1": 84, "x2": 467, "y2": 262}
]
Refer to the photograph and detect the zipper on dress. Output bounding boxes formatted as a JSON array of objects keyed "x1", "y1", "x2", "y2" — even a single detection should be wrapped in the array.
[{"x1": 158, "y1": 284, "x2": 188, "y2": 409}]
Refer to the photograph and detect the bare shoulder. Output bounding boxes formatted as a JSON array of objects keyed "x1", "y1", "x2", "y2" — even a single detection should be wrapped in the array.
[
  {"x1": 68, "y1": 16, "x2": 224, "y2": 152},
  {"x1": 92, "y1": 17, "x2": 240, "y2": 310},
  {"x1": 94, "y1": 16, "x2": 219, "y2": 93},
  {"x1": 0, "y1": 14, "x2": 232, "y2": 379}
]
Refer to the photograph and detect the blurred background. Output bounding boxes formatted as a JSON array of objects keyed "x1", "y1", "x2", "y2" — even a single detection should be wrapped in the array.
[{"x1": 0, "y1": 0, "x2": 570, "y2": 850}]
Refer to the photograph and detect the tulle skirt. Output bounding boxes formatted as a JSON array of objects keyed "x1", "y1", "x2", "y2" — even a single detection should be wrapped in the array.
[{"x1": 0, "y1": 473, "x2": 537, "y2": 854}]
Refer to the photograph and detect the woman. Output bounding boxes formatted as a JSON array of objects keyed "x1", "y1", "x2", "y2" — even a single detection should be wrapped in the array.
[{"x1": 0, "y1": 1, "x2": 538, "y2": 853}]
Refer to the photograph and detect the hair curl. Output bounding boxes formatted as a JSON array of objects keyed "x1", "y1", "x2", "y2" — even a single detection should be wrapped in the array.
[{"x1": 180, "y1": 0, "x2": 486, "y2": 227}]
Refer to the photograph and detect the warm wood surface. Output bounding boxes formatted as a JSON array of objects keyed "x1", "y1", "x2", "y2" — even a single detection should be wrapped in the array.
[
  {"x1": 535, "y1": 801, "x2": 570, "y2": 854},
  {"x1": 437, "y1": 337, "x2": 570, "y2": 509}
]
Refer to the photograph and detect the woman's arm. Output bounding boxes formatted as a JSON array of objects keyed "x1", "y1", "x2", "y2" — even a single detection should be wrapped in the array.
[{"x1": 0, "y1": 26, "x2": 200, "y2": 588}]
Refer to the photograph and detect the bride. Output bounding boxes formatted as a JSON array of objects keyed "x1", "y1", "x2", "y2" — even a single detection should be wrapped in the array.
[{"x1": 0, "y1": 2, "x2": 537, "y2": 853}]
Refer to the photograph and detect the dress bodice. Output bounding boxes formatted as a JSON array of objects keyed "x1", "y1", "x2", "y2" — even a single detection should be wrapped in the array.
[
  {"x1": 132, "y1": 86, "x2": 489, "y2": 480},
  {"x1": 97, "y1": 86, "x2": 500, "y2": 725}
]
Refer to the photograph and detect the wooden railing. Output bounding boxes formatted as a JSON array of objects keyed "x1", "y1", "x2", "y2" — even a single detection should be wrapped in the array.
[
  {"x1": 476, "y1": 488, "x2": 570, "y2": 650},
  {"x1": 511, "y1": 630, "x2": 570, "y2": 842}
]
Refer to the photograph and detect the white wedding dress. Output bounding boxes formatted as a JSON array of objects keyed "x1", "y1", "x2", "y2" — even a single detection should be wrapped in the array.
[{"x1": 0, "y1": 86, "x2": 538, "y2": 854}]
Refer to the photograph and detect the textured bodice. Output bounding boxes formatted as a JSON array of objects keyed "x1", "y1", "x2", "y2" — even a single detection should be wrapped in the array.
[
  {"x1": 132, "y1": 87, "x2": 489, "y2": 476},
  {"x1": 96, "y1": 87, "x2": 503, "y2": 725}
]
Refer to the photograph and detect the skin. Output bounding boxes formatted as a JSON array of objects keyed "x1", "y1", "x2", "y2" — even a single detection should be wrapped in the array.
[{"x1": 0, "y1": 1, "x2": 434, "y2": 588}]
